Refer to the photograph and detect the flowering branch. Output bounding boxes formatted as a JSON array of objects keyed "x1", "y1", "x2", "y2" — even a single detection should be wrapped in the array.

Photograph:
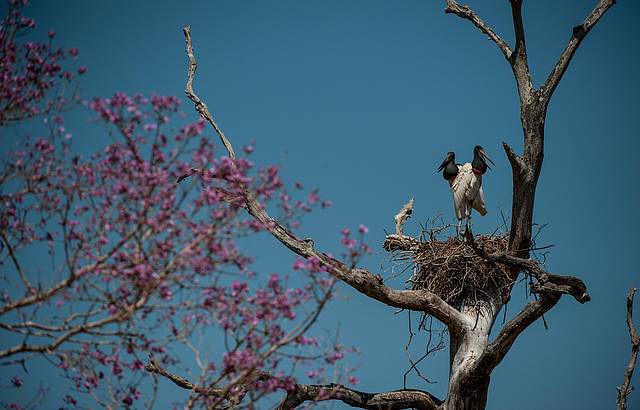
[
  {"x1": 0, "y1": 1, "x2": 85, "y2": 124},
  {"x1": 146, "y1": 355, "x2": 442, "y2": 410},
  {"x1": 1, "y1": 77, "x2": 332, "y2": 406},
  {"x1": 145, "y1": 354, "x2": 270, "y2": 405}
]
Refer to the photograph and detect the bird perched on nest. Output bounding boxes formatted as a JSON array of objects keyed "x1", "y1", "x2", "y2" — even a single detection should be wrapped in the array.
[{"x1": 437, "y1": 146, "x2": 494, "y2": 233}]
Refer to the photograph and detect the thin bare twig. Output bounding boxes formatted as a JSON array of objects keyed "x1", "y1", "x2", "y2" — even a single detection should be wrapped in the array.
[
  {"x1": 182, "y1": 26, "x2": 236, "y2": 160},
  {"x1": 444, "y1": 0, "x2": 512, "y2": 61}
]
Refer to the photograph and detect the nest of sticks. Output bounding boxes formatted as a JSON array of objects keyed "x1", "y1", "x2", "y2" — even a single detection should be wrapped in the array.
[{"x1": 384, "y1": 228, "x2": 512, "y2": 307}]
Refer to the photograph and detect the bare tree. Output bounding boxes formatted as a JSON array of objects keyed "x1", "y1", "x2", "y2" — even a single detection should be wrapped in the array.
[
  {"x1": 617, "y1": 288, "x2": 639, "y2": 410},
  {"x1": 149, "y1": 2, "x2": 620, "y2": 408}
]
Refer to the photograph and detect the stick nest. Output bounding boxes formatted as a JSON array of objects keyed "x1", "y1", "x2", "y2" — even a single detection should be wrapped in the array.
[{"x1": 384, "y1": 231, "x2": 512, "y2": 306}]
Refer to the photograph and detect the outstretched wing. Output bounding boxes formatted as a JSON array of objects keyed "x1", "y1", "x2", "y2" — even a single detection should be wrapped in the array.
[
  {"x1": 472, "y1": 186, "x2": 487, "y2": 216},
  {"x1": 451, "y1": 163, "x2": 474, "y2": 220}
]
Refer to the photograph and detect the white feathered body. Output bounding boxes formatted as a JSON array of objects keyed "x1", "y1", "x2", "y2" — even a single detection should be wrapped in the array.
[{"x1": 449, "y1": 163, "x2": 487, "y2": 220}]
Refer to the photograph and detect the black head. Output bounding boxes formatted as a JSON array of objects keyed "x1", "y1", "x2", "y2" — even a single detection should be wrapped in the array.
[
  {"x1": 437, "y1": 151, "x2": 455, "y2": 172},
  {"x1": 473, "y1": 145, "x2": 494, "y2": 170}
]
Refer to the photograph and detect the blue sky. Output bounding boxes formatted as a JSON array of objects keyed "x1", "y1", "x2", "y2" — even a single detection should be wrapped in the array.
[{"x1": 3, "y1": 1, "x2": 640, "y2": 409}]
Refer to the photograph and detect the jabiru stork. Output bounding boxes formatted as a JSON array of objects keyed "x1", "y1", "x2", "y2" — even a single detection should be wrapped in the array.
[{"x1": 437, "y1": 146, "x2": 494, "y2": 233}]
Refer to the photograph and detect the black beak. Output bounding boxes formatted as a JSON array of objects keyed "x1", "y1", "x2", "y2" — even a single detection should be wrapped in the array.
[
  {"x1": 480, "y1": 149, "x2": 495, "y2": 169},
  {"x1": 437, "y1": 153, "x2": 453, "y2": 172}
]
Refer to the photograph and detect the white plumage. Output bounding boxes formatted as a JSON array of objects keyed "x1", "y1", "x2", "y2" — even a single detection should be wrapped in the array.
[
  {"x1": 450, "y1": 163, "x2": 487, "y2": 222},
  {"x1": 437, "y1": 146, "x2": 493, "y2": 232}
]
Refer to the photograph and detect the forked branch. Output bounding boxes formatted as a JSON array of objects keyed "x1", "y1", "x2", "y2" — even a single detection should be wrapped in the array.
[
  {"x1": 472, "y1": 291, "x2": 561, "y2": 376},
  {"x1": 541, "y1": 0, "x2": 617, "y2": 102},
  {"x1": 181, "y1": 27, "x2": 469, "y2": 336},
  {"x1": 502, "y1": 142, "x2": 526, "y2": 175},
  {"x1": 617, "y1": 288, "x2": 640, "y2": 410},
  {"x1": 146, "y1": 355, "x2": 441, "y2": 410},
  {"x1": 146, "y1": 354, "x2": 269, "y2": 406},
  {"x1": 443, "y1": 1, "x2": 535, "y2": 102},
  {"x1": 444, "y1": 0, "x2": 512, "y2": 61},
  {"x1": 465, "y1": 230, "x2": 590, "y2": 304},
  {"x1": 462, "y1": 230, "x2": 590, "y2": 376},
  {"x1": 506, "y1": 0, "x2": 534, "y2": 100}
]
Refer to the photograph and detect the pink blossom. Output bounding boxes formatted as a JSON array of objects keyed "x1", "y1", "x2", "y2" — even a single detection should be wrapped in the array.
[
  {"x1": 64, "y1": 395, "x2": 77, "y2": 406},
  {"x1": 306, "y1": 369, "x2": 321, "y2": 379},
  {"x1": 0, "y1": 6, "x2": 349, "y2": 403},
  {"x1": 11, "y1": 376, "x2": 23, "y2": 387}
]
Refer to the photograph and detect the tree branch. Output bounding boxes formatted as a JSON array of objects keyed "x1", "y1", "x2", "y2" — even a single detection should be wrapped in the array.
[
  {"x1": 502, "y1": 141, "x2": 527, "y2": 175},
  {"x1": 465, "y1": 231, "x2": 590, "y2": 304},
  {"x1": 472, "y1": 291, "x2": 561, "y2": 376},
  {"x1": 279, "y1": 383, "x2": 441, "y2": 410},
  {"x1": 0, "y1": 223, "x2": 142, "y2": 316},
  {"x1": 183, "y1": 26, "x2": 237, "y2": 160},
  {"x1": 509, "y1": 0, "x2": 526, "y2": 57},
  {"x1": 444, "y1": 0, "x2": 513, "y2": 61},
  {"x1": 459, "y1": 229, "x2": 592, "y2": 375},
  {"x1": 0, "y1": 308, "x2": 132, "y2": 359},
  {"x1": 0, "y1": 232, "x2": 32, "y2": 291},
  {"x1": 145, "y1": 355, "x2": 441, "y2": 410},
  {"x1": 444, "y1": 0, "x2": 536, "y2": 155},
  {"x1": 617, "y1": 287, "x2": 639, "y2": 410},
  {"x1": 541, "y1": 0, "x2": 617, "y2": 102},
  {"x1": 145, "y1": 354, "x2": 266, "y2": 405},
  {"x1": 507, "y1": 0, "x2": 534, "y2": 102},
  {"x1": 181, "y1": 27, "x2": 470, "y2": 336}
]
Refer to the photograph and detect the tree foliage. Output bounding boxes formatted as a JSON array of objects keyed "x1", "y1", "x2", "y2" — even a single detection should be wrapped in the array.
[{"x1": 0, "y1": 2, "x2": 365, "y2": 408}]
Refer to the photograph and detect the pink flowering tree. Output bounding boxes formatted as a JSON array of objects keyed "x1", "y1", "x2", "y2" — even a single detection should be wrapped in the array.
[
  {"x1": 0, "y1": 0, "x2": 85, "y2": 125},
  {"x1": 0, "y1": 3, "x2": 368, "y2": 409}
]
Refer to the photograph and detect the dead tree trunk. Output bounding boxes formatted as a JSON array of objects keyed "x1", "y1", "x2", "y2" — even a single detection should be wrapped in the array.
[
  {"x1": 152, "y1": 2, "x2": 617, "y2": 408},
  {"x1": 509, "y1": 101, "x2": 545, "y2": 258},
  {"x1": 435, "y1": 1, "x2": 615, "y2": 406},
  {"x1": 444, "y1": 301, "x2": 497, "y2": 410}
]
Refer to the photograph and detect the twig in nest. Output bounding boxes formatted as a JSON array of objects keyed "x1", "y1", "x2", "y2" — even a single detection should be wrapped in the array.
[{"x1": 385, "y1": 224, "x2": 512, "y2": 308}]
